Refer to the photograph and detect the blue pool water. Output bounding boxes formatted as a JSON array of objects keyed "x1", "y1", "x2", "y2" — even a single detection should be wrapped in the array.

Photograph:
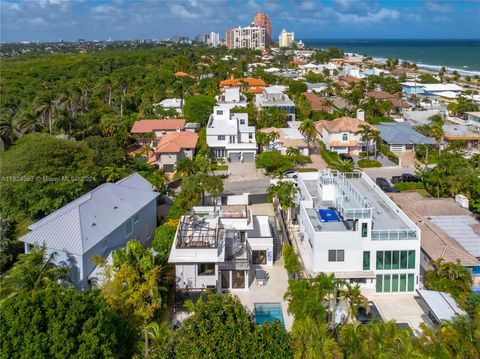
[
  {"x1": 318, "y1": 209, "x2": 341, "y2": 222},
  {"x1": 254, "y1": 303, "x2": 285, "y2": 328},
  {"x1": 473, "y1": 287, "x2": 480, "y2": 294}
]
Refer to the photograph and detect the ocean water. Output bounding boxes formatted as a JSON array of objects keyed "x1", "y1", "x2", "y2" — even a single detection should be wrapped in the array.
[{"x1": 303, "y1": 39, "x2": 480, "y2": 75}]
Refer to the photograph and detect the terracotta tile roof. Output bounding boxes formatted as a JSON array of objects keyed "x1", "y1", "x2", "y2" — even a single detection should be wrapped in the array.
[
  {"x1": 340, "y1": 75, "x2": 361, "y2": 84},
  {"x1": 219, "y1": 77, "x2": 266, "y2": 88},
  {"x1": 315, "y1": 117, "x2": 371, "y2": 134},
  {"x1": 390, "y1": 192, "x2": 480, "y2": 267},
  {"x1": 366, "y1": 91, "x2": 396, "y2": 100},
  {"x1": 303, "y1": 92, "x2": 335, "y2": 112},
  {"x1": 289, "y1": 60, "x2": 307, "y2": 66},
  {"x1": 248, "y1": 87, "x2": 266, "y2": 94},
  {"x1": 131, "y1": 119, "x2": 186, "y2": 134},
  {"x1": 175, "y1": 71, "x2": 189, "y2": 77},
  {"x1": 155, "y1": 131, "x2": 198, "y2": 153}
]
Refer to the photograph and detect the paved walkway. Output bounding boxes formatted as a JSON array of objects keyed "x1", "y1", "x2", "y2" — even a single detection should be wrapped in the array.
[
  {"x1": 309, "y1": 154, "x2": 328, "y2": 170},
  {"x1": 226, "y1": 162, "x2": 267, "y2": 182}
]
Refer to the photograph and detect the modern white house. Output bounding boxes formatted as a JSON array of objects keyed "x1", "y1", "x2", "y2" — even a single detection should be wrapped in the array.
[
  {"x1": 215, "y1": 88, "x2": 247, "y2": 110},
  {"x1": 255, "y1": 86, "x2": 296, "y2": 121},
  {"x1": 401, "y1": 82, "x2": 463, "y2": 96},
  {"x1": 18, "y1": 173, "x2": 159, "y2": 289},
  {"x1": 154, "y1": 98, "x2": 183, "y2": 115},
  {"x1": 206, "y1": 106, "x2": 257, "y2": 162},
  {"x1": 315, "y1": 113, "x2": 373, "y2": 155},
  {"x1": 168, "y1": 205, "x2": 275, "y2": 291},
  {"x1": 293, "y1": 170, "x2": 421, "y2": 294}
]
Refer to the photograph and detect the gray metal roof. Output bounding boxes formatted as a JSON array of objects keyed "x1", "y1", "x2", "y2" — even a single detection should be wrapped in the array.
[
  {"x1": 20, "y1": 173, "x2": 159, "y2": 255},
  {"x1": 417, "y1": 289, "x2": 466, "y2": 322},
  {"x1": 428, "y1": 215, "x2": 480, "y2": 257},
  {"x1": 375, "y1": 122, "x2": 436, "y2": 145}
]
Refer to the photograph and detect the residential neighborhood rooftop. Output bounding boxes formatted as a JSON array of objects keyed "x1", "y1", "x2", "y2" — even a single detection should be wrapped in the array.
[{"x1": 131, "y1": 119, "x2": 186, "y2": 133}]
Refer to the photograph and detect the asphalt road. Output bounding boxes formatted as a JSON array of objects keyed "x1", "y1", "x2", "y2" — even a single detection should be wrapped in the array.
[
  {"x1": 363, "y1": 167, "x2": 416, "y2": 183},
  {"x1": 222, "y1": 178, "x2": 270, "y2": 195}
]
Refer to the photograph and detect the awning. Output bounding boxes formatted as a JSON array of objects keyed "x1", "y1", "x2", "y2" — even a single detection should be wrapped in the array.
[
  {"x1": 332, "y1": 271, "x2": 375, "y2": 279},
  {"x1": 417, "y1": 289, "x2": 467, "y2": 322}
]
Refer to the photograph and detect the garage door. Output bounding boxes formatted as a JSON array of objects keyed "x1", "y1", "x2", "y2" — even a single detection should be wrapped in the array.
[
  {"x1": 243, "y1": 153, "x2": 255, "y2": 162},
  {"x1": 390, "y1": 145, "x2": 404, "y2": 152},
  {"x1": 229, "y1": 152, "x2": 242, "y2": 162}
]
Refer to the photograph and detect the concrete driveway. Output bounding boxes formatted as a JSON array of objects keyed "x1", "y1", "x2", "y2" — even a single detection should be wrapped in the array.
[
  {"x1": 363, "y1": 167, "x2": 417, "y2": 183},
  {"x1": 226, "y1": 162, "x2": 267, "y2": 182}
]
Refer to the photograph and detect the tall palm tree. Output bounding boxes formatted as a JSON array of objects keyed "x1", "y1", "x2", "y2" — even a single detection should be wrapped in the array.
[
  {"x1": 339, "y1": 282, "x2": 368, "y2": 323},
  {"x1": 299, "y1": 119, "x2": 318, "y2": 154},
  {"x1": 139, "y1": 321, "x2": 172, "y2": 358},
  {"x1": 35, "y1": 93, "x2": 57, "y2": 135},
  {"x1": 268, "y1": 180, "x2": 299, "y2": 222},
  {"x1": 174, "y1": 157, "x2": 197, "y2": 179},
  {"x1": 200, "y1": 174, "x2": 223, "y2": 205},
  {"x1": 355, "y1": 124, "x2": 374, "y2": 160},
  {"x1": 0, "y1": 245, "x2": 69, "y2": 301},
  {"x1": 370, "y1": 129, "x2": 382, "y2": 160}
]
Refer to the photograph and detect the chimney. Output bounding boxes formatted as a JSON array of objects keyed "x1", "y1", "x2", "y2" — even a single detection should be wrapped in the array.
[{"x1": 357, "y1": 109, "x2": 365, "y2": 121}]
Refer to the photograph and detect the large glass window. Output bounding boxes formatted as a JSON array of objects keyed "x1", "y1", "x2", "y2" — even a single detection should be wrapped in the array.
[
  {"x1": 400, "y1": 251, "x2": 408, "y2": 269},
  {"x1": 198, "y1": 263, "x2": 215, "y2": 276},
  {"x1": 392, "y1": 274, "x2": 399, "y2": 292},
  {"x1": 125, "y1": 219, "x2": 133, "y2": 237},
  {"x1": 400, "y1": 274, "x2": 407, "y2": 292},
  {"x1": 376, "y1": 275, "x2": 383, "y2": 293},
  {"x1": 221, "y1": 271, "x2": 230, "y2": 289},
  {"x1": 383, "y1": 274, "x2": 391, "y2": 292},
  {"x1": 408, "y1": 251, "x2": 416, "y2": 269},
  {"x1": 376, "y1": 251, "x2": 384, "y2": 270},
  {"x1": 384, "y1": 251, "x2": 392, "y2": 270},
  {"x1": 392, "y1": 251, "x2": 400, "y2": 270},
  {"x1": 232, "y1": 271, "x2": 245, "y2": 289},
  {"x1": 408, "y1": 274, "x2": 415, "y2": 291},
  {"x1": 363, "y1": 251, "x2": 370, "y2": 270},
  {"x1": 252, "y1": 250, "x2": 266, "y2": 265},
  {"x1": 342, "y1": 133, "x2": 348, "y2": 141},
  {"x1": 361, "y1": 222, "x2": 368, "y2": 237}
]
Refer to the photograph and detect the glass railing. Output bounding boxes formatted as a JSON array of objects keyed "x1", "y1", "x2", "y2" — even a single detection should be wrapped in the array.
[{"x1": 371, "y1": 230, "x2": 418, "y2": 240}]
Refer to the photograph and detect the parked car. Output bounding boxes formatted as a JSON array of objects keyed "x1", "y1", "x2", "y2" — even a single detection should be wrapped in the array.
[
  {"x1": 339, "y1": 153, "x2": 354, "y2": 162},
  {"x1": 376, "y1": 177, "x2": 390, "y2": 189},
  {"x1": 391, "y1": 173, "x2": 421, "y2": 184}
]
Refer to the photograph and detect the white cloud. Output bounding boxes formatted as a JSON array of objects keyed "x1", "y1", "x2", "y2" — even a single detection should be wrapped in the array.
[
  {"x1": 169, "y1": 4, "x2": 202, "y2": 19},
  {"x1": 337, "y1": 8, "x2": 400, "y2": 24},
  {"x1": 29, "y1": 17, "x2": 47, "y2": 26},
  {"x1": 298, "y1": 1, "x2": 316, "y2": 11},
  {"x1": 425, "y1": 1, "x2": 453, "y2": 14}
]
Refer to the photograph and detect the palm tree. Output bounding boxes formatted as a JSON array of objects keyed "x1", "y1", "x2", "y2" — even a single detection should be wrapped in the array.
[
  {"x1": 200, "y1": 174, "x2": 223, "y2": 205},
  {"x1": 102, "y1": 165, "x2": 130, "y2": 182},
  {"x1": 174, "y1": 158, "x2": 197, "y2": 179},
  {"x1": 0, "y1": 245, "x2": 69, "y2": 300},
  {"x1": 355, "y1": 123, "x2": 374, "y2": 159},
  {"x1": 370, "y1": 129, "x2": 382, "y2": 160},
  {"x1": 145, "y1": 170, "x2": 169, "y2": 193},
  {"x1": 35, "y1": 93, "x2": 57, "y2": 135},
  {"x1": 0, "y1": 117, "x2": 21, "y2": 148},
  {"x1": 291, "y1": 318, "x2": 342, "y2": 359},
  {"x1": 268, "y1": 180, "x2": 299, "y2": 222},
  {"x1": 139, "y1": 321, "x2": 172, "y2": 358},
  {"x1": 429, "y1": 115, "x2": 444, "y2": 155},
  {"x1": 339, "y1": 282, "x2": 368, "y2": 323},
  {"x1": 299, "y1": 119, "x2": 318, "y2": 154},
  {"x1": 331, "y1": 158, "x2": 354, "y2": 172}
]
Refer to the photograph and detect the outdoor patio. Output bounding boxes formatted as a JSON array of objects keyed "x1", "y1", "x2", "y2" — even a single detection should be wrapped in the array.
[{"x1": 233, "y1": 257, "x2": 294, "y2": 330}]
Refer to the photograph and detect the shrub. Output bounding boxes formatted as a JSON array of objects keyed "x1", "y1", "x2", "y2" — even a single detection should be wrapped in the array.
[
  {"x1": 358, "y1": 159, "x2": 381, "y2": 168},
  {"x1": 283, "y1": 244, "x2": 301, "y2": 275},
  {"x1": 380, "y1": 145, "x2": 399, "y2": 164},
  {"x1": 319, "y1": 142, "x2": 341, "y2": 166}
]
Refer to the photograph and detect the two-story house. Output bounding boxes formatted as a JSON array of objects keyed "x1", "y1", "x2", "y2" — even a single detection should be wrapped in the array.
[
  {"x1": 168, "y1": 205, "x2": 274, "y2": 291},
  {"x1": 215, "y1": 88, "x2": 248, "y2": 110},
  {"x1": 255, "y1": 86, "x2": 296, "y2": 121},
  {"x1": 292, "y1": 170, "x2": 421, "y2": 294},
  {"x1": 206, "y1": 106, "x2": 257, "y2": 162},
  {"x1": 130, "y1": 119, "x2": 186, "y2": 145},
  {"x1": 18, "y1": 173, "x2": 159, "y2": 289},
  {"x1": 315, "y1": 114, "x2": 373, "y2": 155}
]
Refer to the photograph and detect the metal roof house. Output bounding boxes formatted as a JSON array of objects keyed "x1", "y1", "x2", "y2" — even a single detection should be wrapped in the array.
[
  {"x1": 19, "y1": 173, "x2": 159, "y2": 289},
  {"x1": 375, "y1": 122, "x2": 436, "y2": 152}
]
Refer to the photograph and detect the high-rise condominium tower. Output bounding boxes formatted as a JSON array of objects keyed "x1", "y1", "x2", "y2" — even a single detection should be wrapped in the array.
[{"x1": 253, "y1": 13, "x2": 272, "y2": 46}]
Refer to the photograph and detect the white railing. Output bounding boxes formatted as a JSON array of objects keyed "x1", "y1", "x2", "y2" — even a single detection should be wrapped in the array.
[{"x1": 371, "y1": 229, "x2": 418, "y2": 240}]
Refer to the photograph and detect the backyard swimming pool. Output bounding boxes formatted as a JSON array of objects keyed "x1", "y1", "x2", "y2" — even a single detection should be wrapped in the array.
[{"x1": 254, "y1": 303, "x2": 285, "y2": 328}]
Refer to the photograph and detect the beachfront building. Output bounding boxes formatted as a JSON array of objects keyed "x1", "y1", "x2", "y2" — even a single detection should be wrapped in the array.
[
  {"x1": 401, "y1": 82, "x2": 463, "y2": 96},
  {"x1": 215, "y1": 88, "x2": 247, "y2": 110},
  {"x1": 292, "y1": 170, "x2": 421, "y2": 294},
  {"x1": 374, "y1": 122, "x2": 436, "y2": 152},
  {"x1": 206, "y1": 106, "x2": 257, "y2": 162},
  {"x1": 226, "y1": 26, "x2": 266, "y2": 50},
  {"x1": 255, "y1": 86, "x2": 296, "y2": 121},
  {"x1": 278, "y1": 29, "x2": 294, "y2": 48},
  {"x1": 19, "y1": 173, "x2": 159, "y2": 289},
  {"x1": 315, "y1": 115, "x2": 372, "y2": 155},
  {"x1": 168, "y1": 205, "x2": 275, "y2": 291}
]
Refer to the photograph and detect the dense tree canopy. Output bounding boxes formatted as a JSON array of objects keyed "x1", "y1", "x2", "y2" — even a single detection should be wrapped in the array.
[
  {"x1": 183, "y1": 94, "x2": 216, "y2": 126},
  {"x1": 1, "y1": 286, "x2": 133, "y2": 358}
]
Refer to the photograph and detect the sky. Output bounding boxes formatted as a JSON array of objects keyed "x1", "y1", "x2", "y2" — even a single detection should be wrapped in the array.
[{"x1": 1, "y1": 0, "x2": 479, "y2": 43}]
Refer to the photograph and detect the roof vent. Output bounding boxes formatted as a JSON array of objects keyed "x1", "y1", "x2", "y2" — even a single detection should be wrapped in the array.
[
  {"x1": 113, "y1": 205, "x2": 118, "y2": 210},
  {"x1": 90, "y1": 222, "x2": 96, "y2": 227}
]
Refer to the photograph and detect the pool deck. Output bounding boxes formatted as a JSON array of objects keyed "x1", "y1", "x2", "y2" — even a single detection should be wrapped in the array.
[{"x1": 233, "y1": 256, "x2": 294, "y2": 331}]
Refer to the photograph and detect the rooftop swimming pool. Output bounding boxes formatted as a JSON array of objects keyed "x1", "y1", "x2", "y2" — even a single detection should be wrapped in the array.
[
  {"x1": 318, "y1": 208, "x2": 341, "y2": 222},
  {"x1": 254, "y1": 303, "x2": 285, "y2": 328}
]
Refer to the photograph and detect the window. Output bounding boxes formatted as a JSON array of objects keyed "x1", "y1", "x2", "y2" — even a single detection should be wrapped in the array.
[
  {"x1": 218, "y1": 135, "x2": 225, "y2": 141},
  {"x1": 376, "y1": 251, "x2": 384, "y2": 270},
  {"x1": 376, "y1": 275, "x2": 383, "y2": 292},
  {"x1": 400, "y1": 251, "x2": 408, "y2": 269},
  {"x1": 328, "y1": 250, "x2": 344, "y2": 262},
  {"x1": 392, "y1": 274, "x2": 399, "y2": 292},
  {"x1": 408, "y1": 250, "x2": 416, "y2": 269},
  {"x1": 384, "y1": 251, "x2": 392, "y2": 270},
  {"x1": 252, "y1": 250, "x2": 266, "y2": 265},
  {"x1": 240, "y1": 119, "x2": 245, "y2": 125},
  {"x1": 248, "y1": 133, "x2": 253, "y2": 139},
  {"x1": 342, "y1": 133, "x2": 348, "y2": 141},
  {"x1": 134, "y1": 215, "x2": 139, "y2": 224},
  {"x1": 232, "y1": 270, "x2": 245, "y2": 288},
  {"x1": 361, "y1": 222, "x2": 368, "y2": 237},
  {"x1": 400, "y1": 274, "x2": 407, "y2": 291},
  {"x1": 229, "y1": 136, "x2": 235, "y2": 143},
  {"x1": 408, "y1": 274, "x2": 415, "y2": 291},
  {"x1": 198, "y1": 263, "x2": 215, "y2": 276},
  {"x1": 363, "y1": 251, "x2": 370, "y2": 270},
  {"x1": 383, "y1": 274, "x2": 391, "y2": 292},
  {"x1": 217, "y1": 110, "x2": 224, "y2": 115},
  {"x1": 125, "y1": 219, "x2": 133, "y2": 237},
  {"x1": 392, "y1": 251, "x2": 399, "y2": 269}
]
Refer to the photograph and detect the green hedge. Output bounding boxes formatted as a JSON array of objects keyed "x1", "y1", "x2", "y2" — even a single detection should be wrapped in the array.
[
  {"x1": 320, "y1": 142, "x2": 341, "y2": 166},
  {"x1": 212, "y1": 164, "x2": 228, "y2": 171},
  {"x1": 380, "y1": 145, "x2": 399, "y2": 164},
  {"x1": 358, "y1": 159, "x2": 382, "y2": 168},
  {"x1": 297, "y1": 168, "x2": 318, "y2": 172},
  {"x1": 393, "y1": 181, "x2": 425, "y2": 191}
]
